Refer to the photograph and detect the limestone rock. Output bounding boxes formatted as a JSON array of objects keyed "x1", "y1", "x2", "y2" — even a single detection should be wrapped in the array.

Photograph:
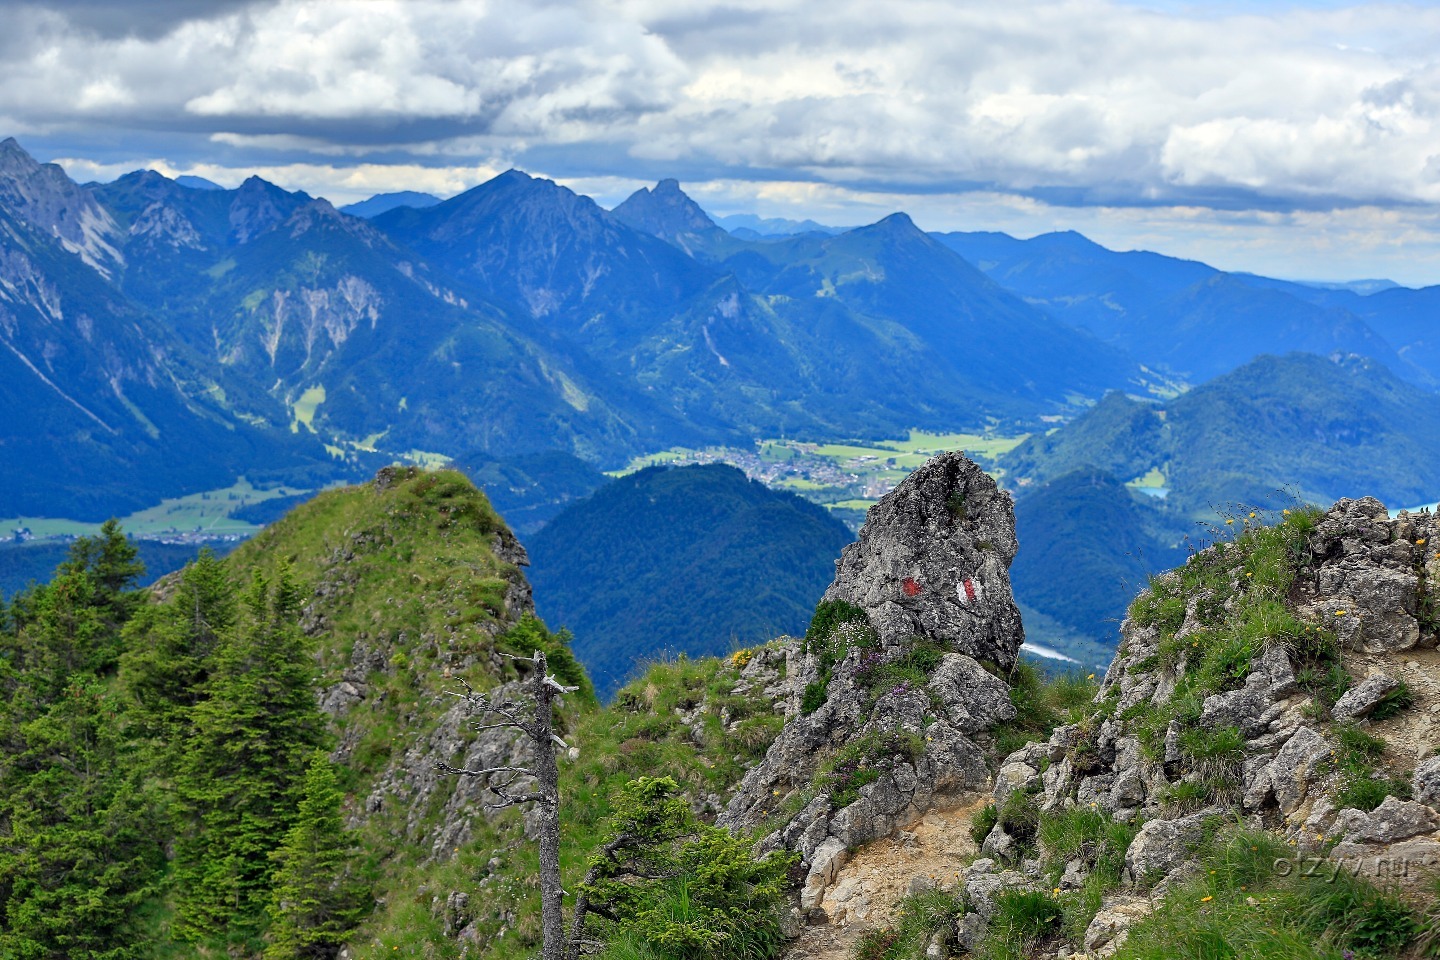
[
  {"x1": 822, "y1": 451, "x2": 1024, "y2": 668},
  {"x1": 1083, "y1": 896, "x2": 1151, "y2": 957},
  {"x1": 1331, "y1": 674, "x2": 1401, "y2": 721},
  {"x1": 719, "y1": 453, "x2": 1024, "y2": 889},
  {"x1": 1330, "y1": 797, "x2": 1439, "y2": 847},
  {"x1": 1124, "y1": 813, "x2": 1208, "y2": 881},
  {"x1": 1271, "y1": 727, "x2": 1332, "y2": 814},
  {"x1": 1414, "y1": 755, "x2": 1440, "y2": 806}
]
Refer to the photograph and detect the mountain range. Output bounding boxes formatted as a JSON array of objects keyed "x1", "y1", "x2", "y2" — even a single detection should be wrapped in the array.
[{"x1": 0, "y1": 138, "x2": 1166, "y2": 522}]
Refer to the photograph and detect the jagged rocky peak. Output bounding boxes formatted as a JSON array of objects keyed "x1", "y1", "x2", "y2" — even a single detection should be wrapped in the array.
[
  {"x1": 960, "y1": 495, "x2": 1440, "y2": 957},
  {"x1": 0, "y1": 136, "x2": 123, "y2": 276},
  {"x1": 610, "y1": 177, "x2": 724, "y2": 248},
  {"x1": 824, "y1": 449, "x2": 1024, "y2": 667},
  {"x1": 718, "y1": 451, "x2": 1024, "y2": 918}
]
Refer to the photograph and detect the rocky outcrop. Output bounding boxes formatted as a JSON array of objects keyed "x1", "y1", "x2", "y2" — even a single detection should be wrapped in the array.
[
  {"x1": 953, "y1": 496, "x2": 1440, "y2": 956},
  {"x1": 821, "y1": 450, "x2": 1024, "y2": 668},
  {"x1": 719, "y1": 453, "x2": 1024, "y2": 909}
]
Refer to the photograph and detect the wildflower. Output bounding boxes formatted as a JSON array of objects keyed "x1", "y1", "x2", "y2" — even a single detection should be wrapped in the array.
[
  {"x1": 1283, "y1": 508, "x2": 1290, "y2": 515},
  {"x1": 1087, "y1": 673, "x2": 1095, "y2": 680},
  {"x1": 1246, "y1": 572, "x2": 1253, "y2": 577},
  {"x1": 1335, "y1": 609, "x2": 1347, "y2": 616},
  {"x1": 1419, "y1": 539, "x2": 1428, "y2": 546},
  {"x1": 1226, "y1": 519, "x2": 1234, "y2": 525},
  {"x1": 1249, "y1": 512, "x2": 1256, "y2": 518},
  {"x1": 1053, "y1": 887, "x2": 1061, "y2": 895},
  {"x1": 1201, "y1": 895, "x2": 1213, "y2": 902}
]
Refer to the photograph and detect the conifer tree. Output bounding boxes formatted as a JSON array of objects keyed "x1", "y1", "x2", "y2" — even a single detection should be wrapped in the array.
[
  {"x1": 121, "y1": 548, "x2": 235, "y2": 751},
  {"x1": 265, "y1": 752, "x2": 368, "y2": 959},
  {"x1": 0, "y1": 545, "x2": 163, "y2": 959},
  {"x1": 173, "y1": 561, "x2": 324, "y2": 942},
  {"x1": 59, "y1": 518, "x2": 144, "y2": 628}
]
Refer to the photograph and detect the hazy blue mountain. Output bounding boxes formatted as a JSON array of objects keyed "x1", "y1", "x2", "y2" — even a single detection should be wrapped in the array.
[
  {"x1": 173, "y1": 174, "x2": 224, "y2": 190},
  {"x1": 527, "y1": 464, "x2": 855, "y2": 697},
  {"x1": 95, "y1": 169, "x2": 649, "y2": 467},
  {"x1": 340, "y1": 190, "x2": 442, "y2": 218},
  {"x1": 722, "y1": 214, "x2": 1141, "y2": 412},
  {"x1": 610, "y1": 179, "x2": 735, "y2": 258},
  {"x1": 0, "y1": 141, "x2": 330, "y2": 518},
  {"x1": 375, "y1": 170, "x2": 716, "y2": 346},
  {"x1": 715, "y1": 213, "x2": 849, "y2": 237},
  {"x1": 1003, "y1": 352, "x2": 1440, "y2": 516},
  {"x1": 933, "y1": 229, "x2": 1415, "y2": 384}
]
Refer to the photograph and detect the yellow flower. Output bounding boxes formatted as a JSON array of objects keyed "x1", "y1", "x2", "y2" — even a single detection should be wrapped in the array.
[
  {"x1": 1418, "y1": 538, "x2": 1428, "y2": 546},
  {"x1": 1246, "y1": 572, "x2": 1253, "y2": 577},
  {"x1": 1283, "y1": 508, "x2": 1290, "y2": 515},
  {"x1": 1201, "y1": 895, "x2": 1213, "y2": 902},
  {"x1": 1249, "y1": 512, "x2": 1256, "y2": 518},
  {"x1": 1087, "y1": 673, "x2": 1095, "y2": 680},
  {"x1": 1226, "y1": 519, "x2": 1234, "y2": 525},
  {"x1": 1053, "y1": 887, "x2": 1061, "y2": 895},
  {"x1": 1335, "y1": 609, "x2": 1347, "y2": 616}
]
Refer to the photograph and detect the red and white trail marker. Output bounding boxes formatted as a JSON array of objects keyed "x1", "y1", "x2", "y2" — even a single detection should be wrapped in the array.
[{"x1": 957, "y1": 578, "x2": 984, "y2": 605}]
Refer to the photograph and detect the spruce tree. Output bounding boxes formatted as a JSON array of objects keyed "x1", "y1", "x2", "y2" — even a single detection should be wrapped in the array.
[
  {"x1": 173, "y1": 561, "x2": 324, "y2": 942},
  {"x1": 121, "y1": 548, "x2": 235, "y2": 752},
  {"x1": 265, "y1": 753, "x2": 368, "y2": 959},
  {"x1": 0, "y1": 553, "x2": 163, "y2": 959}
]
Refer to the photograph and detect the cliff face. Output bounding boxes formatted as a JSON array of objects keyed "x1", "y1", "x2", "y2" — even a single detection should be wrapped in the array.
[{"x1": 950, "y1": 496, "x2": 1440, "y2": 956}]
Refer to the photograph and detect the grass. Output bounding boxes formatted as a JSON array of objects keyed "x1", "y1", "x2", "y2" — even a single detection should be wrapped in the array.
[
  {"x1": 1330, "y1": 724, "x2": 1412, "y2": 813},
  {"x1": 289, "y1": 384, "x2": 326, "y2": 434},
  {"x1": 1114, "y1": 827, "x2": 1426, "y2": 960},
  {"x1": 991, "y1": 659, "x2": 1099, "y2": 757},
  {"x1": 1127, "y1": 506, "x2": 1346, "y2": 774}
]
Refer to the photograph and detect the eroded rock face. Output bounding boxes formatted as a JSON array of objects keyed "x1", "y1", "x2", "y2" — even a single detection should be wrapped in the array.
[
  {"x1": 822, "y1": 452, "x2": 1024, "y2": 669},
  {"x1": 966, "y1": 494, "x2": 1440, "y2": 950},
  {"x1": 717, "y1": 452, "x2": 1024, "y2": 902}
]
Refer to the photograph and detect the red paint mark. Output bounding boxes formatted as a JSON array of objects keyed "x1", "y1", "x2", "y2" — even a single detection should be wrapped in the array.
[
  {"x1": 902, "y1": 577, "x2": 922, "y2": 597},
  {"x1": 963, "y1": 579, "x2": 977, "y2": 602}
]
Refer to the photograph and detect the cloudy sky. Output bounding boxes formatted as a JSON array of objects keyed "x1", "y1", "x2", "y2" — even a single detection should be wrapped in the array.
[{"x1": 7, "y1": 0, "x2": 1440, "y2": 283}]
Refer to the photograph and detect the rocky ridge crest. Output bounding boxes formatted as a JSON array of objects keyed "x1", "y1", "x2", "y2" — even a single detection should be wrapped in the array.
[{"x1": 959, "y1": 496, "x2": 1440, "y2": 957}]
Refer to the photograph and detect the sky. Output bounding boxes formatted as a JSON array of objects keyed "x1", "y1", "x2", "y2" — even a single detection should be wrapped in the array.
[{"x1": 6, "y1": 0, "x2": 1440, "y2": 284}]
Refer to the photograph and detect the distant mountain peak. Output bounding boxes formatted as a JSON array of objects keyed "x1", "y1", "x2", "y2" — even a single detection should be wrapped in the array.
[
  {"x1": 229, "y1": 175, "x2": 307, "y2": 243},
  {"x1": 339, "y1": 190, "x2": 441, "y2": 219},
  {"x1": 0, "y1": 136, "x2": 124, "y2": 278},
  {"x1": 610, "y1": 178, "x2": 723, "y2": 252},
  {"x1": 174, "y1": 174, "x2": 224, "y2": 191}
]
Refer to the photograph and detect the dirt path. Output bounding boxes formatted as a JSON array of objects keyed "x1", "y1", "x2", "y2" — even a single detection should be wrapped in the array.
[{"x1": 786, "y1": 794, "x2": 990, "y2": 960}]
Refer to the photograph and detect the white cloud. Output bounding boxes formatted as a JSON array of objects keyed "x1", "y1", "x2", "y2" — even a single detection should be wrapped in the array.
[{"x1": 12, "y1": 0, "x2": 1440, "y2": 279}]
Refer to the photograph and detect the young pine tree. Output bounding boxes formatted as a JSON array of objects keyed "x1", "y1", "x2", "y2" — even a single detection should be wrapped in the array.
[
  {"x1": 265, "y1": 752, "x2": 368, "y2": 959},
  {"x1": 173, "y1": 561, "x2": 324, "y2": 943}
]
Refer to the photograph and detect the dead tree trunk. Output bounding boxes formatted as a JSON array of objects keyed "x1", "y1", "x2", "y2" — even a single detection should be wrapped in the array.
[{"x1": 435, "y1": 650, "x2": 575, "y2": 960}]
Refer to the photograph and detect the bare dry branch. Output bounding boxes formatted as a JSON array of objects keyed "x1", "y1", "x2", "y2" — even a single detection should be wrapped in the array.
[{"x1": 433, "y1": 761, "x2": 535, "y2": 779}]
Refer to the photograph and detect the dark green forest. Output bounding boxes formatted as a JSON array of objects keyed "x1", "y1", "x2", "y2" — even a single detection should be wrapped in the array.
[
  {"x1": 0, "y1": 522, "x2": 361, "y2": 958},
  {"x1": 527, "y1": 464, "x2": 855, "y2": 697}
]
